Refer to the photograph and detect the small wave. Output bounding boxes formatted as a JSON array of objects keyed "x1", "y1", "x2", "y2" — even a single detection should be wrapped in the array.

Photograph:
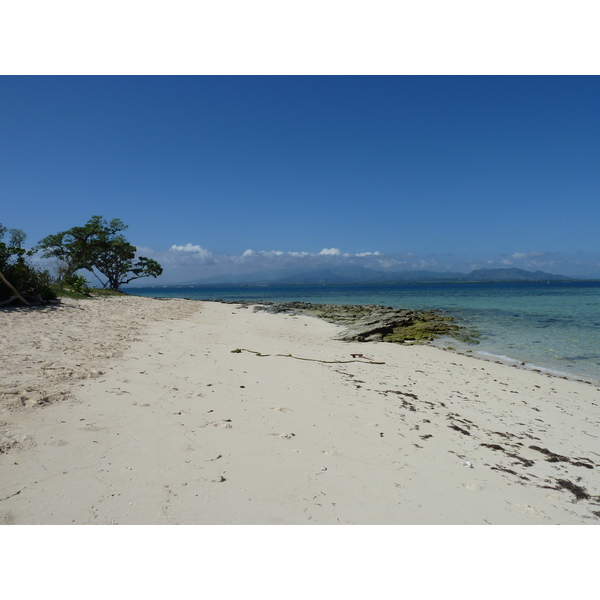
[
  {"x1": 474, "y1": 351, "x2": 579, "y2": 379},
  {"x1": 476, "y1": 351, "x2": 521, "y2": 364}
]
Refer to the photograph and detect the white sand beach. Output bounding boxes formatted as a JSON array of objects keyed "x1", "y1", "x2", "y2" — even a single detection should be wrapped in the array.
[{"x1": 1, "y1": 295, "x2": 599, "y2": 525}]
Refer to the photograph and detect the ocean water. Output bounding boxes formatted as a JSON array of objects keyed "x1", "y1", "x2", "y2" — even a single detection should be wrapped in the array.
[{"x1": 127, "y1": 281, "x2": 600, "y2": 384}]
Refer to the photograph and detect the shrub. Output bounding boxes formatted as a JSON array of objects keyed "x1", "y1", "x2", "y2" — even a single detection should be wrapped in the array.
[
  {"x1": 63, "y1": 273, "x2": 91, "y2": 296},
  {"x1": 0, "y1": 224, "x2": 56, "y2": 306}
]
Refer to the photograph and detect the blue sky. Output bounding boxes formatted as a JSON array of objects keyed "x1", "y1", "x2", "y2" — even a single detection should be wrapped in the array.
[{"x1": 2, "y1": 75, "x2": 600, "y2": 282}]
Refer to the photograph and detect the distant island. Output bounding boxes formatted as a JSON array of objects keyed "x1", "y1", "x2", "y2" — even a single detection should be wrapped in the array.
[
  {"x1": 269, "y1": 267, "x2": 576, "y2": 285},
  {"x1": 131, "y1": 267, "x2": 581, "y2": 287}
]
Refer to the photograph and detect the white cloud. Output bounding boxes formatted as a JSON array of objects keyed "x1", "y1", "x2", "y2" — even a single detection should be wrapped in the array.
[
  {"x1": 165, "y1": 243, "x2": 215, "y2": 267},
  {"x1": 377, "y1": 259, "x2": 404, "y2": 269},
  {"x1": 412, "y1": 259, "x2": 438, "y2": 269},
  {"x1": 512, "y1": 251, "x2": 548, "y2": 260},
  {"x1": 133, "y1": 246, "x2": 155, "y2": 256},
  {"x1": 243, "y1": 247, "x2": 378, "y2": 259},
  {"x1": 319, "y1": 247, "x2": 353, "y2": 257},
  {"x1": 122, "y1": 243, "x2": 600, "y2": 285},
  {"x1": 170, "y1": 243, "x2": 213, "y2": 259}
]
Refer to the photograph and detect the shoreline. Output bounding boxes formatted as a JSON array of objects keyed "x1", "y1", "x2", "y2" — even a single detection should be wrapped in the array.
[
  {"x1": 218, "y1": 300, "x2": 600, "y2": 388},
  {"x1": 128, "y1": 281, "x2": 600, "y2": 386},
  {"x1": 433, "y1": 342, "x2": 600, "y2": 388},
  {"x1": 146, "y1": 295, "x2": 600, "y2": 388},
  {"x1": 1, "y1": 295, "x2": 600, "y2": 524}
]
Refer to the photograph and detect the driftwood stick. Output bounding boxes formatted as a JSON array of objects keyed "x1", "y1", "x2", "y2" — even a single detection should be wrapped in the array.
[
  {"x1": 0, "y1": 294, "x2": 20, "y2": 307},
  {"x1": 0, "y1": 270, "x2": 30, "y2": 306},
  {"x1": 231, "y1": 348, "x2": 385, "y2": 364}
]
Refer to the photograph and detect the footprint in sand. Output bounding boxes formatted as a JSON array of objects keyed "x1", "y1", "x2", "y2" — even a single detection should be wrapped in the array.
[
  {"x1": 0, "y1": 512, "x2": 15, "y2": 525},
  {"x1": 462, "y1": 483, "x2": 484, "y2": 491},
  {"x1": 516, "y1": 504, "x2": 550, "y2": 519},
  {"x1": 48, "y1": 439, "x2": 69, "y2": 447},
  {"x1": 271, "y1": 407, "x2": 292, "y2": 412},
  {"x1": 81, "y1": 424, "x2": 102, "y2": 432},
  {"x1": 544, "y1": 492, "x2": 562, "y2": 501}
]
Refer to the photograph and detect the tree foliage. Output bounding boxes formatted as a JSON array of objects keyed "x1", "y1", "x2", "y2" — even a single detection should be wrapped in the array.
[
  {"x1": 1, "y1": 224, "x2": 55, "y2": 306},
  {"x1": 93, "y1": 235, "x2": 163, "y2": 290},
  {"x1": 37, "y1": 216, "x2": 127, "y2": 280},
  {"x1": 37, "y1": 216, "x2": 163, "y2": 291}
]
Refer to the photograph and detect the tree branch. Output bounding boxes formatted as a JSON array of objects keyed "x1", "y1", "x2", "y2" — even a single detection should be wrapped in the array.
[
  {"x1": 0, "y1": 294, "x2": 20, "y2": 307},
  {"x1": 89, "y1": 269, "x2": 108, "y2": 288},
  {"x1": 0, "y1": 269, "x2": 30, "y2": 306}
]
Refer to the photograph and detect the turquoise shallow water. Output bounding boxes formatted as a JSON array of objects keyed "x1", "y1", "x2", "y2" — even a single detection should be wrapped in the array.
[{"x1": 127, "y1": 281, "x2": 600, "y2": 384}]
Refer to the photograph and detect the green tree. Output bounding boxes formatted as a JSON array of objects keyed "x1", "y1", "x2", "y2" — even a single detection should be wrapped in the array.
[
  {"x1": 37, "y1": 216, "x2": 163, "y2": 291},
  {"x1": 93, "y1": 235, "x2": 163, "y2": 290},
  {"x1": 37, "y1": 216, "x2": 128, "y2": 281}
]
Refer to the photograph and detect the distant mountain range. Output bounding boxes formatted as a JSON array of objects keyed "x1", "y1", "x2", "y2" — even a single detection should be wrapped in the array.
[{"x1": 172, "y1": 267, "x2": 575, "y2": 286}]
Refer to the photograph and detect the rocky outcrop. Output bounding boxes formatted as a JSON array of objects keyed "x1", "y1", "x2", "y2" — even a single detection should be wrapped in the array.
[{"x1": 239, "y1": 301, "x2": 480, "y2": 345}]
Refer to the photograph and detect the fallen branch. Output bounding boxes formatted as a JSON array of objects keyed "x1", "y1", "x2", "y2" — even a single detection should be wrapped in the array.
[
  {"x1": 0, "y1": 270, "x2": 30, "y2": 306},
  {"x1": 0, "y1": 294, "x2": 20, "y2": 307},
  {"x1": 0, "y1": 489, "x2": 21, "y2": 502},
  {"x1": 231, "y1": 348, "x2": 385, "y2": 364}
]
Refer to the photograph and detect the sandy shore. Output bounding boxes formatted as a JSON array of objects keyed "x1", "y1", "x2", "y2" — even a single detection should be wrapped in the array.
[{"x1": 1, "y1": 295, "x2": 599, "y2": 524}]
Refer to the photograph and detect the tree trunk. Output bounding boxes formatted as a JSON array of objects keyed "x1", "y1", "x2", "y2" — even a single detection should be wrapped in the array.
[{"x1": 0, "y1": 269, "x2": 30, "y2": 306}]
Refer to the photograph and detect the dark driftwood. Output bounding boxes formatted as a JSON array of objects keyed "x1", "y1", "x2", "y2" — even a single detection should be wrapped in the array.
[
  {"x1": 0, "y1": 270, "x2": 30, "y2": 306},
  {"x1": 0, "y1": 294, "x2": 20, "y2": 306}
]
